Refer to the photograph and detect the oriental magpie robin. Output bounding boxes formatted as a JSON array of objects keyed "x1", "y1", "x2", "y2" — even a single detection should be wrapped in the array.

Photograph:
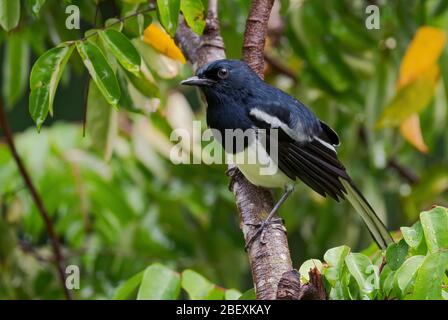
[{"x1": 181, "y1": 59, "x2": 393, "y2": 250}]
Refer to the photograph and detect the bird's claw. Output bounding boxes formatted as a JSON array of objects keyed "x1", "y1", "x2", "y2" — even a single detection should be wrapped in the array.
[{"x1": 244, "y1": 218, "x2": 286, "y2": 251}]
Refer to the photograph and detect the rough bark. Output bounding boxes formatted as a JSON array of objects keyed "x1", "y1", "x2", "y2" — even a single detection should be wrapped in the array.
[
  {"x1": 242, "y1": 0, "x2": 275, "y2": 78},
  {"x1": 228, "y1": 168, "x2": 293, "y2": 300}
]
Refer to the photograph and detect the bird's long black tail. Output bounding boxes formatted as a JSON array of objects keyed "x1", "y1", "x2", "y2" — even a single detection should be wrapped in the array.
[
  {"x1": 340, "y1": 178, "x2": 394, "y2": 250},
  {"x1": 277, "y1": 139, "x2": 394, "y2": 250}
]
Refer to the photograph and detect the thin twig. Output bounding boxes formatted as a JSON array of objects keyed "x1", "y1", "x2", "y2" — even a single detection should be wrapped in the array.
[
  {"x1": 387, "y1": 157, "x2": 420, "y2": 185},
  {"x1": 82, "y1": 79, "x2": 90, "y2": 137},
  {"x1": 18, "y1": 240, "x2": 53, "y2": 263},
  {"x1": 69, "y1": 5, "x2": 156, "y2": 44},
  {"x1": 0, "y1": 99, "x2": 72, "y2": 300}
]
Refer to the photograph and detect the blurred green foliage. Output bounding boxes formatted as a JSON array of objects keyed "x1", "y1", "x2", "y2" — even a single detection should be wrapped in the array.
[{"x1": 0, "y1": 0, "x2": 448, "y2": 299}]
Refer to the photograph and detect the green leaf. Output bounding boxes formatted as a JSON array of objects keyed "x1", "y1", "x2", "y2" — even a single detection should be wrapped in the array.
[
  {"x1": 156, "y1": 0, "x2": 180, "y2": 36},
  {"x1": 323, "y1": 245, "x2": 351, "y2": 285},
  {"x1": 225, "y1": 289, "x2": 242, "y2": 300},
  {"x1": 386, "y1": 239, "x2": 409, "y2": 271},
  {"x1": 29, "y1": 44, "x2": 74, "y2": 130},
  {"x1": 86, "y1": 80, "x2": 118, "y2": 161},
  {"x1": 2, "y1": 33, "x2": 30, "y2": 109},
  {"x1": 299, "y1": 259, "x2": 322, "y2": 282},
  {"x1": 99, "y1": 29, "x2": 141, "y2": 76},
  {"x1": 124, "y1": 67, "x2": 160, "y2": 98},
  {"x1": 0, "y1": 0, "x2": 20, "y2": 31},
  {"x1": 113, "y1": 270, "x2": 144, "y2": 300},
  {"x1": 238, "y1": 288, "x2": 256, "y2": 300},
  {"x1": 137, "y1": 264, "x2": 181, "y2": 300},
  {"x1": 393, "y1": 255, "x2": 425, "y2": 297},
  {"x1": 181, "y1": 0, "x2": 205, "y2": 35},
  {"x1": 122, "y1": 9, "x2": 152, "y2": 38},
  {"x1": 379, "y1": 265, "x2": 395, "y2": 297},
  {"x1": 181, "y1": 269, "x2": 216, "y2": 300},
  {"x1": 117, "y1": 69, "x2": 141, "y2": 113},
  {"x1": 401, "y1": 221, "x2": 427, "y2": 255},
  {"x1": 409, "y1": 252, "x2": 448, "y2": 300},
  {"x1": 105, "y1": 18, "x2": 123, "y2": 32},
  {"x1": 401, "y1": 221, "x2": 424, "y2": 248},
  {"x1": 76, "y1": 40, "x2": 121, "y2": 106},
  {"x1": 345, "y1": 253, "x2": 379, "y2": 299},
  {"x1": 122, "y1": 0, "x2": 147, "y2": 3},
  {"x1": 420, "y1": 206, "x2": 448, "y2": 253},
  {"x1": 204, "y1": 287, "x2": 225, "y2": 300}
]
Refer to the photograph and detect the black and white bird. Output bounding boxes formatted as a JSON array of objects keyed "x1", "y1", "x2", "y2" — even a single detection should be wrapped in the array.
[{"x1": 181, "y1": 59, "x2": 393, "y2": 250}]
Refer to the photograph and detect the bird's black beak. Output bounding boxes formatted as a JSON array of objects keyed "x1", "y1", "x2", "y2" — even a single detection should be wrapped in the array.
[{"x1": 180, "y1": 76, "x2": 215, "y2": 87}]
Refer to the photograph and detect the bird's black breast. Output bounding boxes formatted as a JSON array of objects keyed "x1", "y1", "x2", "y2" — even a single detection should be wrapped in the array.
[{"x1": 205, "y1": 94, "x2": 255, "y2": 154}]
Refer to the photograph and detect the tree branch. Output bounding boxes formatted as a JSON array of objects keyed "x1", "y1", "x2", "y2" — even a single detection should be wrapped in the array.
[
  {"x1": 239, "y1": 0, "x2": 299, "y2": 300},
  {"x1": 174, "y1": 18, "x2": 201, "y2": 64},
  {"x1": 0, "y1": 99, "x2": 72, "y2": 300},
  {"x1": 242, "y1": 0, "x2": 275, "y2": 78}
]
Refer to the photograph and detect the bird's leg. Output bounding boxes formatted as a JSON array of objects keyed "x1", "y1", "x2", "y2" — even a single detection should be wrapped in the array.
[{"x1": 245, "y1": 184, "x2": 295, "y2": 250}]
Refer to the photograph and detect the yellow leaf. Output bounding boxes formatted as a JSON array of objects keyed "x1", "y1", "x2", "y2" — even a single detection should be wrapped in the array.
[
  {"x1": 394, "y1": 26, "x2": 445, "y2": 152},
  {"x1": 377, "y1": 65, "x2": 439, "y2": 128},
  {"x1": 143, "y1": 23, "x2": 186, "y2": 64},
  {"x1": 397, "y1": 26, "x2": 446, "y2": 89},
  {"x1": 400, "y1": 114, "x2": 428, "y2": 153}
]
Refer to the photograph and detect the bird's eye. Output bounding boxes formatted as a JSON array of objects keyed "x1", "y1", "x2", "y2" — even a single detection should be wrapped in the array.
[{"x1": 217, "y1": 68, "x2": 229, "y2": 79}]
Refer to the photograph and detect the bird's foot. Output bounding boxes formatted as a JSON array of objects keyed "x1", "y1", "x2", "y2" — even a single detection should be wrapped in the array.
[{"x1": 244, "y1": 217, "x2": 286, "y2": 251}]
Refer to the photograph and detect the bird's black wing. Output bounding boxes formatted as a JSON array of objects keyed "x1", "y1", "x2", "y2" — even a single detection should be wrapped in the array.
[
  {"x1": 277, "y1": 136, "x2": 348, "y2": 201},
  {"x1": 247, "y1": 102, "x2": 348, "y2": 201}
]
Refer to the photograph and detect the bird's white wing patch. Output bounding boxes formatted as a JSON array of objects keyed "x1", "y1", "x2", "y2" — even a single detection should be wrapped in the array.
[
  {"x1": 249, "y1": 108, "x2": 310, "y2": 142},
  {"x1": 315, "y1": 137, "x2": 336, "y2": 152}
]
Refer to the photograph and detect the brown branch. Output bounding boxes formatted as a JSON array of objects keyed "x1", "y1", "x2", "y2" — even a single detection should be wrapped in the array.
[
  {"x1": 174, "y1": 18, "x2": 201, "y2": 64},
  {"x1": 228, "y1": 167, "x2": 293, "y2": 299},
  {"x1": 276, "y1": 268, "x2": 326, "y2": 300},
  {"x1": 242, "y1": 0, "x2": 275, "y2": 78},
  {"x1": 238, "y1": 0, "x2": 302, "y2": 300},
  {"x1": 0, "y1": 99, "x2": 72, "y2": 300},
  {"x1": 198, "y1": 0, "x2": 226, "y2": 62}
]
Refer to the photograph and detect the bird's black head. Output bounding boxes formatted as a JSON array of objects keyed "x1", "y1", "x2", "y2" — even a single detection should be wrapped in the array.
[{"x1": 180, "y1": 59, "x2": 261, "y2": 98}]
